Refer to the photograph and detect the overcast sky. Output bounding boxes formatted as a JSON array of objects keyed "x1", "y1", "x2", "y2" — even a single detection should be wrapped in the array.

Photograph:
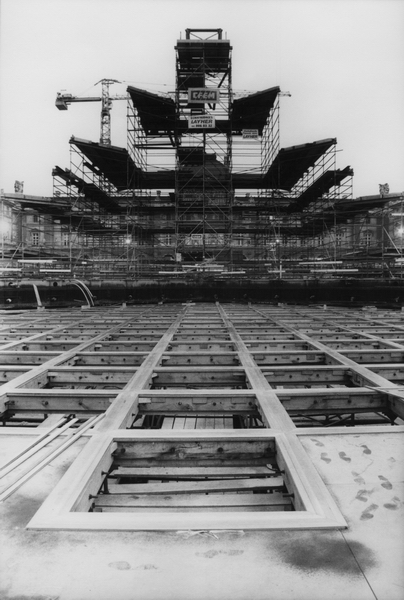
[{"x1": 1, "y1": 0, "x2": 403, "y2": 198}]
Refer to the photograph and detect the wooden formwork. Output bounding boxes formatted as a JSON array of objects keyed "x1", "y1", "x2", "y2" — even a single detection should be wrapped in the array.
[{"x1": 0, "y1": 302, "x2": 403, "y2": 531}]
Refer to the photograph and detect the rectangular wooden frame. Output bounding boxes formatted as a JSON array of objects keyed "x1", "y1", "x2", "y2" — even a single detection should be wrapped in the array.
[{"x1": 27, "y1": 429, "x2": 347, "y2": 531}]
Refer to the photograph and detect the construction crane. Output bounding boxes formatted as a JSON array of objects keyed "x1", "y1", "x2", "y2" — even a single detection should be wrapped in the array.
[{"x1": 55, "y1": 79, "x2": 128, "y2": 146}]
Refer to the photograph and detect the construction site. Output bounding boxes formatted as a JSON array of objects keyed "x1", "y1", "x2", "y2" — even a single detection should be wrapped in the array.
[
  {"x1": 0, "y1": 28, "x2": 403, "y2": 600},
  {"x1": 1, "y1": 28, "x2": 404, "y2": 306}
]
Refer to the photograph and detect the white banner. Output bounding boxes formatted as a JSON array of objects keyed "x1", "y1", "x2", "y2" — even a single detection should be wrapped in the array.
[
  {"x1": 188, "y1": 115, "x2": 215, "y2": 129},
  {"x1": 188, "y1": 88, "x2": 220, "y2": 103}
]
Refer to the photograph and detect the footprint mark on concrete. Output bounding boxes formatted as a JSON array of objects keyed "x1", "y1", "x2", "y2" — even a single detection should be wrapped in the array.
[
  {"x1": 383, "y1": 496, "x2": 400, "y2": 510},
  {"x1": 196, "y1": 550, "x2": 219, "y2": 558},
  {"x1": 320, "y1": 453, "x2": 331, "y2": 463},
  {"x1": 361, "y1": 444, "x2": 371, "y2": 455},
  {"x1": 360, "y1": 503, "x2": 378, "y2": 520},
  {"x1": 310, "y1": 438, "x2": 324, "y2": 447},
  {"x1": 109, "y1": 561, "x2": 131, "y2": 570},
  {"x1": 352, "y1": 471, "x2": 365, "y2": 485},
  {"x1": 355, "y1": 489, "x2": 369, "y2": 502},
  {"x1": 378, "y1": 475, "x2": 393, "y2": 490},
  {"x1": 196, "y1": 549, "x2": 244, "y2": 559},
  {"x1": 339, "y1": 451, "x2": 351, "y2": 463}
]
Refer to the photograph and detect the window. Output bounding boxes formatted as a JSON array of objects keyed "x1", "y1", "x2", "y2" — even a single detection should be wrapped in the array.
[
  {"x1": 32, "y1": 232, "x2": 39, "y2": 246},
  {"x1": 185, "y1": 234, "x2": 203, "y2": 246},
  {"x1": 232, "y1": 235, "x2": 251, "y2": 247},
  {"x1": 205, "y1": 233, "x2": 224, "y2": 245},
  {"x1": 157, "y1": 234, "x2": 173, "y2": 246},
  {"x1": 362, "y1": 230, "x2": 372, "y2": 247}
]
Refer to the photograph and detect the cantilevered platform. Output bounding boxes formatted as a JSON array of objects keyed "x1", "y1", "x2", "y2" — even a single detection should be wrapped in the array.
[
  {"x1": 286, "y1": 166, "x2": 354, "y2": 212},
  {"x1": 0, "y1": 303, "x2": 402, "y2": 599},
  {"x1": 262, "y1": 138, "x2": 337, "y2": 190},
  {"x1": 232, "y1": 87, "x2": 281, "y2": 134},
  {"x1": 52, "y1": 166, "x2": 125, "y2": 213},
  {"x1": 69, "y1": 135, "x2": 344, "y2": 197},
  {"x1": 127, "y1": 86, "x2": 176, "y2": 135}
]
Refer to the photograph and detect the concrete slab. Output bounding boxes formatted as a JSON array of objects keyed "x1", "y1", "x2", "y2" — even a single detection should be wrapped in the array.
[
  {"x1": 300, "y1": 430, "x2": 404, "y2": 600},
  {"x1": 1, "y1": 523, "x2": 376, "y2": 600},
  {"x1": 0, "y1": 430, "x2": 396, "y2": 600}
]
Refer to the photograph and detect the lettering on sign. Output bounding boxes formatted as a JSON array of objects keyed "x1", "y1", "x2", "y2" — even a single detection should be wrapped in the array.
[
  {"x1": 188, "y1": 115, "x2": 215, "y2": 129},
  {"x1": 188, "y1": 88, "x2": 220, "y2": 103},
  {"x1": 242, "y1": 129, "x2": 259, "y2": 139}
]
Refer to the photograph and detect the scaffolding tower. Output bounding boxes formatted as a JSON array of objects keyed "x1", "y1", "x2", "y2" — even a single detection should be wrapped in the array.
[{"x1": 46, "y1": 27, "x2": 381, "y2": 282}]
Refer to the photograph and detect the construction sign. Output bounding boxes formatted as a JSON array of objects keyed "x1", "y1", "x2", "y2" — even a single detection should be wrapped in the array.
[
  {"x1": 188, "y1": 88, "x2": 220, "y2": 103},
  {"x1": 242, "y1": 129, "x2": 259, "y2": 139},
  {"x1": 188, "y1": 115, "x2": 215, "y2": 129}
]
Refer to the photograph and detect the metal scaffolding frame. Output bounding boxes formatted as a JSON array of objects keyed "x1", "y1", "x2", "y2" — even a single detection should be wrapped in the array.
[
  {"x1": 174, "y1": 28, "x2": 234, "y2": 266},
  {"x1": 40, "y1": 27, "x2": 390, "y2": 283}
]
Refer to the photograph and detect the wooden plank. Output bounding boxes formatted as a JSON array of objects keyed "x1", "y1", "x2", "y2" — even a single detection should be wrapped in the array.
[
  {"x1": 112, "y1": 465, "x2": 278, "y2": 478},
  {"x1": 171, "y1": 343, "x2": 235, "y2": 351},
  {"x1": 112, "y1": 455, "x2": 275, "y2": 468},
  {"x1": 5, "y1": 389, "x2": 116, "y2": 413},
  {"x1": 172, "y1": 417, "x2": 186, "y2": 429},
  {"x1": 275, "y1": 387, "x2": 387, "y2": 414},
  {"x1": 204, "y1": 417, "x2": 216, "y2": 429},
  {"x1": 270, "y1": 315, "x2": 404, "y2": 420},
  {"x1": 217, "y1": 305, "x2": 295, "y2": 430},
  {"x1": 139, "y1": 389, "x2": 256, "y2": 401},
  {"x1": 113, "y1": 438, "x2": 276, "y2": 462},
  {"x1": 29, "y1": 508, "x2": 345, "y2": 531},
  {"x1": 161, "y1": 417, "x2": 174, "y2": 429},
  {"x1": 0, "y1": 313, "x2": 102, "y2": 351},
  {"x1": 162, "y1": 356, "x2": 240, "y2": 366},
  {"x1": 139, "y1": 387, "x2": 258, "y2": 417},
  {"x1": 195, "y1": 417, "x2": 207, "y2": 429},
  {"x1": 47, "y1": 367, "x2": 134, "y2": 386},
  {"x1": 37, "y1": 414, "x2": 66, "y2": 428},
  {"x1": 296, "y1": 424, "x2": 404, "y2": 436},
  {"x1": 97, "y1": 309, "x2": 188, "y2": 431},
  {"x1": 108, "y1": 476, "x2": 284, "y2": 495},
  {"x1": 0, "y1": 313, "x2": 151, "y2": 414},
  {"x1": 73, "y1": 353, "x2": 147, "y2": 366},
  {"x1": 95, "y1": 505, "x2": 284, "y2": 513},
  {"x1": 24, "y1": 305, "x2": 349, "y2": 532},
  {"x1": 214, "y1": 416, "x2": 225, "y2": 429},
  {"x1": 0, "y1": 417, "x2": 78, "y2": 479},
  {"x1": 0, "y1": 414, "x2": 102, "y2": 503},
  {"x1": 95, "y1": 491, "x2": 291, "y2": 509}
]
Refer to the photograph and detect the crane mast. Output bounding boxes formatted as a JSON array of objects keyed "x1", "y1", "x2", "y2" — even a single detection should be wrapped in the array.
[
  {"x1": 55, "y1": 78, "x2": 127, "y2": 146},
  {"x1": 99, "y1": 79, "x2": 120, "y2": 146}
]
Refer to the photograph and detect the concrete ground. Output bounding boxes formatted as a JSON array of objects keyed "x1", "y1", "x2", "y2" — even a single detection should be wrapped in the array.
[{"x1": 1, "y1": 427, "x2": 403, "y2": 600}]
